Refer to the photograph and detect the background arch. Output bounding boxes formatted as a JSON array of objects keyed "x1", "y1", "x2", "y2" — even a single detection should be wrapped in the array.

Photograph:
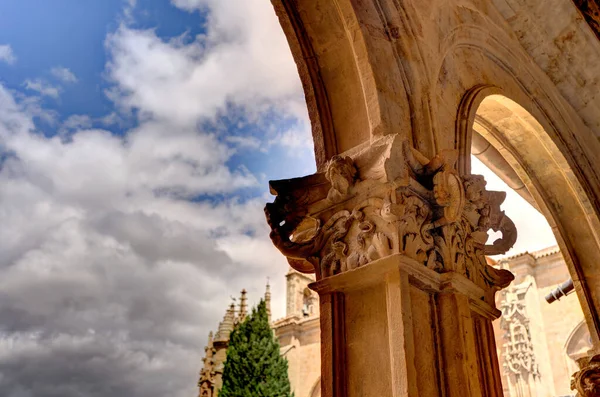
[
  {"x1": 457, "y1": 89, "x2": 600, "y2": 352},
  {"x1": 566, "y1": 320, "x2": 593, "y2": 366}
]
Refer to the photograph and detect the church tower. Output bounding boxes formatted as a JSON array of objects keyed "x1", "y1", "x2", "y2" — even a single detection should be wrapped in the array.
[
  {"x1": 209, "y1": 302, "x2": 235, "y2": 395},
  {"x1": 284, "y1": 268, "x2": 318, "y2": 318},
  {"x1": 198, "y1": 331, "x2": 215, "y2": 397},
  {"x1": 272, "y1": 268, "x2": 321, "y2": 397},
  {"x1": 197, "y1": 285, "x2": 272, "y2": 397}
]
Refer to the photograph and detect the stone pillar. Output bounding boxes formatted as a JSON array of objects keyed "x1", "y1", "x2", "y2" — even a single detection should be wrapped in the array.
[{"x1": 265, "y1": 136, "x2": 516, "y2": 397}]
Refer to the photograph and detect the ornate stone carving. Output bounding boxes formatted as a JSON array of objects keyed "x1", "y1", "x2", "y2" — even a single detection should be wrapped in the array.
[
  {"x1": 499, "y1": 284, "x2": 540, "y2": 379},
  {"x1": 265, "y1": 135, "x2": 515, "y2": 298},
  {"x1": 572, "y1": 354, "x2": 600, "y2": 397},
  {"x1": 325, "y1": 155, "x2": 358, "y2": 203}
]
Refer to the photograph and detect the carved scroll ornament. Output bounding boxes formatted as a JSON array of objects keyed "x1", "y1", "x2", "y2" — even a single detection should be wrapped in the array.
[{"x1": 265, "y1": 135, "x2": 515, "y2": 294}]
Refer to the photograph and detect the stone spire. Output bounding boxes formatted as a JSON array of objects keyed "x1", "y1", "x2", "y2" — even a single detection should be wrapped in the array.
[
  {"x1": 265, "y1": 279, "x2": 272, "y2": 323},
  {"x1": 198, "y1": 331, "x2": 215, "y2": 396},
  {"x1": 214, "y1": 302, "x2": 236, "y2": 342},
  {"x1": 204, "y1": 331, "x2": 214, "y2": 363},
  {"x1": 237, "y1": 289, "x2": 248, "y2": 324}
]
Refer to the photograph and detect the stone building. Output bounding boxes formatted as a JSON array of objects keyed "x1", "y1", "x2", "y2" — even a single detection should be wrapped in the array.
[
  {"x1": 198, "y1": 245, "x2": 592, "y2": 397},
  {"x1": 272, "y1": 270, "x2": 321, "y2": 397},
  {"x1": 492, "y1": 247, "x2": 592, "y2": 397},
  {"x1": 270, "y1": 246, "x2": 592, "y2": 397}
]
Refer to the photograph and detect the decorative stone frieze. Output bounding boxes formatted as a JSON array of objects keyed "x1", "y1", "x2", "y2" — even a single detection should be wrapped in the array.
[
  {"x1": 572, "y1": 354, "x2": 600, "y2": 397},
  {"x1": 265, "y1": 135, "x2": 515, "y2": 302}
]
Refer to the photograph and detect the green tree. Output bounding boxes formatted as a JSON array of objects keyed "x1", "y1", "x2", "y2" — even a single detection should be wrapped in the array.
[{"x1": 219, "y1": 299, "x2": 293, "y2": 397}]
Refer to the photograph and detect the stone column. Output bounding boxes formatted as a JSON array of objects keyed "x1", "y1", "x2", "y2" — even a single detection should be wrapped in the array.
[{"x1": 265, "y1": 136, "x2": 517, "y2": 397}]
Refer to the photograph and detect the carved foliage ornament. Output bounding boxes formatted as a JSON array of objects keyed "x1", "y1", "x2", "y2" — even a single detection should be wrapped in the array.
[{"x1": 264, "y1": 135, "x2": 515, "y2": 292}]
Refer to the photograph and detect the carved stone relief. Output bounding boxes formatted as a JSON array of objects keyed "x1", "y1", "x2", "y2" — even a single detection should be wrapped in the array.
[
  {"x1": 498, "y1": 285, "x2": 540, "y2": 379},
  {"x1": 265, "y1": 135, "x2": 515, "y2": 296}
]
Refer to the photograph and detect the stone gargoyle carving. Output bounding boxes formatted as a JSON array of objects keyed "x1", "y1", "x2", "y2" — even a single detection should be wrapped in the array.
[{"x1": 264, "y1": 134, "x2": 515, "y2": 299}]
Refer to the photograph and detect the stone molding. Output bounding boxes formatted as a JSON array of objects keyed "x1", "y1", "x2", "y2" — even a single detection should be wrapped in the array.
[{"x1": 265, "y1": 136, "x2": 515, "y2": 305}]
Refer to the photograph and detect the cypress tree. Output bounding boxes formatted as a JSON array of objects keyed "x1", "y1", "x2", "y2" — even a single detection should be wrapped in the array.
[{"x1": 219, "y1": 299, "x2": 293, "y2": 397}]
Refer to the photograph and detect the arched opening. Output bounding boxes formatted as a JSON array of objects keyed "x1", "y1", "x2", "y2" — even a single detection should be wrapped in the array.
[
  {"x1": 566, "y1": 321, "x2": 593, "y2": 370},
  {"x1": 302, "y1": 287, "x2": 316, "y2": 317},
  {"x1": 460, "y1": 89, "x2": 600, "y2": 343},
  {"x1": 458, "y1": 90, "x2": 600, "y2": 396}
]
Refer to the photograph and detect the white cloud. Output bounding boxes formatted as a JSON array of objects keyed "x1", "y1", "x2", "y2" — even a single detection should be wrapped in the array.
[
  {"x1": 0, "y1": 82, "x2": 289, "y2": 397},
  {"x1": 24, "y1": 79, "x2": 61, "y2": 98},
  {"x1": 123, "y1": 0, "x2": 138, "y2": 23},
  {"x1": 225, "y1": 135, "x2": 261, "y2": 150},
  {"x1": 0, "y1": 44, "x2": 16, "y2": 64},
  {"x1": 268, "y1": 123, "x2": 313, "y2": 152},
  {"x1": 105, "y1": 0, "x2": 306, "y2": 127},
  {"x1": 61, "y1": 114, "x2": 93, "y2": 131},
  {"x1": 51, "y1": 67, "x2": 78, "y2": 83}
]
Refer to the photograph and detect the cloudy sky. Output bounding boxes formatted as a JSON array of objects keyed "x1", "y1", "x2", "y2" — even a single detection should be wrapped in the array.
[{"x1": 0, "y1": 1, "x2": 555, "y2": 396}]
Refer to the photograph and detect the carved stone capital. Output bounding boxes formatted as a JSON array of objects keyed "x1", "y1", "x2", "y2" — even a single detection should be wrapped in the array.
[
  {"x1": 265, "y1": 135, "x2": 515, "y2": 303},
  {"x1": 572, "y1": 354, "x2": 600, "y2": 397}
]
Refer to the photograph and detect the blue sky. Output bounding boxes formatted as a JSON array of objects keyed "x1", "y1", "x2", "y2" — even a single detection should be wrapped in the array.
[
  {"x1": 0, "y1": 0, "x2": 315, "y2": 181},
  {"x1": 0, "y1": 1, "x2": 555, "y2": 396},
  {"x1": 0, "y1": 0, "x2": 205, "y2": 119},
  {"x1": 0, "y1": 1, "x2": 316, "y2": 396}
]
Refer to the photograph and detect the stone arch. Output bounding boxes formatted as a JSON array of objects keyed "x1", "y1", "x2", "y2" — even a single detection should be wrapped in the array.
[
  {"x1": 309, "y1": 377, "x2": 321, "y2": 397},
  {"x1": 566, "y1": 320, "x2": 594, "y2": 367},
  {"x1": 271, "y1": 0, "x2": 435, "y2": 168},
  {"x1": 432, "y1": 21, "x2": 600, "y2": 194},
  {"x1": 456, "y1": 88, "x2": 600, "y2": 349},
  {"x1": 430, "y1": 19, "x2": 600, "y2": 351},
  {"x1": 302, "y1": 287, "x2": 315, "y2": 316}
]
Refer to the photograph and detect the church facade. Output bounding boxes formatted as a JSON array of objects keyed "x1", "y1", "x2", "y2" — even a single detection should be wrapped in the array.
[
  {"x1": 198, "y1": 246, "x2": 589, "y2": 397},
  {"x1": 491, "y1": 247, "x2": 592, "y2": 397},
  {"x1": 272, "y1": 270, "x2": 321, "y2": 397}
]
